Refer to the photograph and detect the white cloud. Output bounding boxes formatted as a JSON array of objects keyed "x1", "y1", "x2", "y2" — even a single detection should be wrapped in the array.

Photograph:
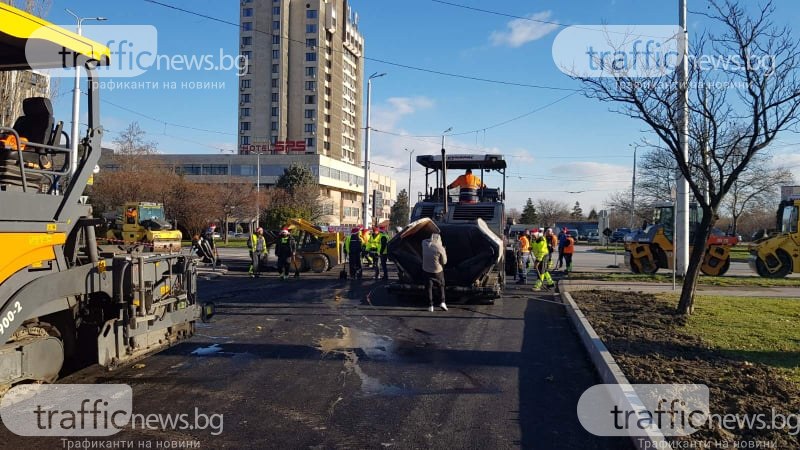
[
  {"x1": 489, "y1": 11, "x2": 560, "y2": 48},
  {"x1": 371, "y1": 96, "x2": 435, "y2": 131}
]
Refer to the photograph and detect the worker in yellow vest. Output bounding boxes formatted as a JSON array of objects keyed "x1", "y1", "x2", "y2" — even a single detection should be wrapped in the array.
[
  {"x1": 367, "y1": 227, "x2": 382, "y2": 279},
  {"x1": 377, "y1": 226, "x2": 390, "y2": 281},
  {"x1": 530, "y1": 228, "x2": 554, "y2": 290}
]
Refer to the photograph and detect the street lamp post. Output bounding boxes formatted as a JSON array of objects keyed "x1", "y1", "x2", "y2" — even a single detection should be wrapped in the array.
[
  {"x1": 363, "y1": 72, "x2": 386, "y2": 228},
  {"x1": 629, "y1": 143, "x2": 638, "y2": 229},
  {"x1": 65, "y1": 9, "x2": 106, "y2": 177},
  {"x1": 255, "y1": 150, "x2": 261, "y2": 229},
  {"x1": 404, "y1": 148, "x2": 414, "y2": 221}
]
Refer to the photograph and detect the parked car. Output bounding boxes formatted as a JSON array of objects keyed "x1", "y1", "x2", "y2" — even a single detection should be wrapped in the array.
[
  {"x1": 610, "y1": 227, "x2": 632, "y2": 243},
  {"x1": 567, "y1": 228, "x2": 579, "y2": 241},
  {"x1": 587, "y1": 230, "x2": 600, "y2": 244}
]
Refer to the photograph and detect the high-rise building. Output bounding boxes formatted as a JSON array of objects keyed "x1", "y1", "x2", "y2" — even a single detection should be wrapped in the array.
[{"x1": 238, "y1": 0, "x2": 364, "y2": 166}]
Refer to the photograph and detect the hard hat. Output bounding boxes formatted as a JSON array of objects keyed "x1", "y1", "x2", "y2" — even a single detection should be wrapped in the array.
[
  {"x1": 280, "y1": 228, "x2": 289, "y2": 235},
  {"x1": 546, "y1": 228, "x2": 553, "y2": 233},
  {"x1": 532, "y1": 228, "x2": 539, "y2": 234},
  {"x1": 351, "y1": 227, "x2": 360, "y2": 233}
]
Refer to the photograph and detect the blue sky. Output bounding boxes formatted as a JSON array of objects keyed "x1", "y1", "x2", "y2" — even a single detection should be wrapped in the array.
[{"x1": 45, "y1": 0, "x2": 800, "y2": 212}]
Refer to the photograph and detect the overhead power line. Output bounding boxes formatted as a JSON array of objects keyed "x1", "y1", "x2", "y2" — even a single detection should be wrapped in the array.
[{"x1": 143, "y1": 0, "x2": 578, "y2": 92}]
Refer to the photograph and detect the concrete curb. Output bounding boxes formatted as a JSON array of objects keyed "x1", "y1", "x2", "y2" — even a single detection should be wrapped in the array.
[{"x1": 560, "y1": 289, "x2": 669, "y2": 450}]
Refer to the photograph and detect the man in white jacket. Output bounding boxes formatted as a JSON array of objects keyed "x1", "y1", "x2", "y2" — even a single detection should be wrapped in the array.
[{"x1": 422, "y1": 233, "x2": 448, "y2": 312}]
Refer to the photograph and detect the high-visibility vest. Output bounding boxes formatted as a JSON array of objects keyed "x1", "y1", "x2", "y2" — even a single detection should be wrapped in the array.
[
  {"x1": 367, "y1": 233, "x2": 380, "y2": 252},
  {"x1": 518, "y1": 235, "x2": 530, "y2": 253},
  {"x1": 530, "y1": 237, "x2": 549, "y2": 259},
  {"x1": 249, "y1": 233, "x2": 266, "y2": 253},
  {"x1": 378, "y1": 232, "x2": 389, "y2": 255},
  {"x1": 563, "y1": 236, "x2": 575, "y2": 254}
]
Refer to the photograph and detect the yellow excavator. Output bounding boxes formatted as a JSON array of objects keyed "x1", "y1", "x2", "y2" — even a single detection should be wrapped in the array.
[
  {"x1": 104, "y1": 201, "x2": 182, "y2": 252},
  {"x1": 624, "y1": 202, "x2": 739, "y2": 276},
  {"x1": 282, "y1": 218, "x2": 342, "y2": 273},
  {"x1": 750, "y1": 186, "x2": 800, "y2": 278}
]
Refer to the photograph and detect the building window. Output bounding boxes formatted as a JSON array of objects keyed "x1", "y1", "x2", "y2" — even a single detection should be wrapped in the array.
[
  {"x1": 272, "y1": 49, "x2": 280, "y2": 59},
  {"x1": 241, "y1": 50, "x2": 252, "y2": 60},
  {"x1": 326, "y1": 59, "x2": 331, "y2": 69},
  {"x1": 306, "y1": 138, "x2": 314, "y2": 147},
  {"x1": 271, "y1": 107, "x2": 278, "y2": 116},
  {"x1": 306, "y1": 38, "x2": 317, "y2": 48},
  {"x1": 304, "y1": 123, "x2": 314, "y2": 132},
  {"x1": 271, "y1": 78, "x2": 278, "y2": 88},
  {"x1": 272, "y1": 21, "x2": 280, "y2": 30},
  {"x1": 305, "y1": 95, "x2": 315, "y2": 104},
  {"x1": 304, "y1": 109, "x2": 314, "y2": 119},
  {"x1": 242, "y1": 8, "x2": 253, "y2": 17},
  {"x1": 305, "y1": 81, "x2": 316, "y2": 91},
  {"x1": 271, "y1": 121, "x2": 278, "y2": 131},
  {"x1": 272, "y1": 6, "x2": 280, "y2": 14},
  {"x1": 240, "y1": 79, "x2": 251, "y2": 89},
  {"x1": 241, "y1": 108, "x2": 250, "y2": 117},
  {"x1": 324, "y1": 128, "x2": 330, "y2": 137},
  {"x1": 272, "y1": 35, "x2": 280, "y2": 44},
  {"x1": 240, "y1": 93, "x2": 250, "y2": 103},
  {"x1": 325, "y1": 86, "x2": 331, "y2": 95},
  {"x1": 240, "y1": 136, "x2": 250, "y2": 145},
  {"x1": 325, "y1": 74, "x2": 331, "y2": 82},
  {"x1": 271, "y1": 93, "x2": 279, "y2": 102},
  {"x1": 324, "y1": 100, "x2": 330, "y2": 109},
  {"x1": 305, "y1": 66, "x2": 316, "y2": 77},
  {"x1": 305, "y1": 53, "x2": 316, "y2": 62},
  {"x1": 240, "y1": 122, "x2": 250, "y2": 131},
  {"x1": 241, "y1": 36, "x2": 252, "y2": 46},
  {"x1": 272, "y1": 63, "x2": 279, "y2": 74},
  {"x1": 325, "y1": 114, "x2": 331, "y2": 123},
  {"x1": 306, "y1": 24, "x2": 317, "y2": 34},
  {"x1": 324, "y1": 141, "x2": 331, "y2": 150},
  {"x1": 307, "y1": 9, "x2": 317, "y2": 19},
  {"x1": 241, "y1": 22, "x2": 252, "y2": 31}
]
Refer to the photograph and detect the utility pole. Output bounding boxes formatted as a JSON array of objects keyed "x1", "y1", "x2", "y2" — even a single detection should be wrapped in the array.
[
  {"x1": 405, "y1": 148, "x2": 414, "y2": 222},
  {"x1": 65, "y1": 9, "x2": 107, "y2": 177},
  {"x1": 363, "y1": 72, "x2": 386, "y2": 228},
  {"x1": 676, "y1": 0, "x2": 690, "y2": 276},
  {"x1": 630, "y1": 143, "x2": 637, "y2": 229}
]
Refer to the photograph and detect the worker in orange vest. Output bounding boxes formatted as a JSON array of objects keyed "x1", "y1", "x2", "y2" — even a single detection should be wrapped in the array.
[
  {"x1": 448, "y1": 169, "x2": 486, "y2": 203},
  {"x1": 562, "y1": 230, "x2": 575, "y2": 273},
  {"x1": 517, "y1": 230, "x2": 531, "y2": 284}
]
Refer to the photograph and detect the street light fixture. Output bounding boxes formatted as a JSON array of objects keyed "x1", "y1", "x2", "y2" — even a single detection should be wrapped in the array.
[
  {"x1": 363, "y1": 71, "x2": 386, "y2": 228},
  {"x1": 65, "y1": 9, "x2": 107, "y2": 177}
]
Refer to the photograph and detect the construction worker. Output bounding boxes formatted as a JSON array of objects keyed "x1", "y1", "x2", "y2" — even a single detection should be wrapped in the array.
[
  {"x1": 377, "y1": 226, "x2": 390, "y2": 281},
  {"x1": 447, "y1": 169, "x2": 487, "y2": 203},
  {"x1": 530, "y1": 228, "x2": 554, "y2": 290},
  {"x1": 556, "y1": 228, "x2": 568, "y2": 270},
  {"x1": 422, "y1": 233, "x2": 448, "y2": 312},
  {"x1": 247, "y1": 227, "x2": 267, "y2": 278},
  {"x1": 344, "y1": 227, "x2": 363, "y2": 279},
  {"x1": 367, "y1": 227, "x2": 382, "y2": 279},
  {"x1": 517, "y1": 230, "x2": 531, "y2": 284},
  {"x1": 562, "y1": 231, "x2": 575, "y2": 273},
  {"x1": 275, "y1": 228, "x2": 297, "y2": 280},
  {"x1": 544, "y1": 228, "x2": 558, "y2": 270},
  {"x1": 125, "y1": 206, "x2": 138, "y2": 224},
  {"x1": 360, "y1": 227, "x2": 372, "y2": 267}
]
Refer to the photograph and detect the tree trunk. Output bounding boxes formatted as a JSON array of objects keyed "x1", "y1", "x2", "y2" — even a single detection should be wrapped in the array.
[
  {"x1": 676, "y1": 208, "x2": 714, "y2": 315},
  {"x1": 224, "y1": 213, "x2": 230, "y2": 244}
]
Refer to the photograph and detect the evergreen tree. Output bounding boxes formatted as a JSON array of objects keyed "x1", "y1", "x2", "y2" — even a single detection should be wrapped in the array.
[
  {"x1": 390, "y1": 189, "x2": 410, "y2": 229},
  {"x1": 571, "y1": 201, "x2": 584, "y2": 220},
  {"x1": 520, "y1": 198, "x2": 538, "y2": 224},
  {"x1": 588, "y1": 208, "x2": 598, "y2": 221}
]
